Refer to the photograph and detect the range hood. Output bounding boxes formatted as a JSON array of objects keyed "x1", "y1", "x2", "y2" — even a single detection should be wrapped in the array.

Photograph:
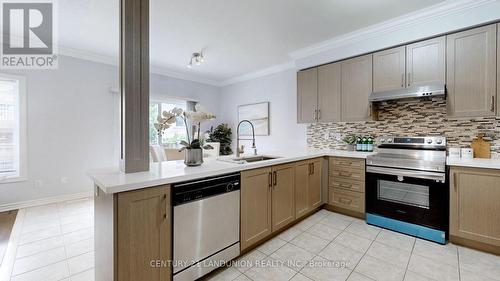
[{"x1": 369, "y1": 84, "x2": 445, "y2": 102}]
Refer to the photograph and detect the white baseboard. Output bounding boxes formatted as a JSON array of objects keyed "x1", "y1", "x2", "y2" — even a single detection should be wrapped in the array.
[{"x1": 0, "y1": 191, "x2": 93, "y2": 212}]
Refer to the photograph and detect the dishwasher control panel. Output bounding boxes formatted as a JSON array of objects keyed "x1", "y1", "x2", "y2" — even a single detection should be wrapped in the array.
[{"x1": 172, "y1": 173, "x2": 240, "y2": 206}]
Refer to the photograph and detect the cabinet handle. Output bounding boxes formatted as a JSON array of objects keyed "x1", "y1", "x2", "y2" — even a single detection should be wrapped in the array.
[
  {"x1": 164, "y1": 194, "x2": 168, "y2": 220},
  {"x1": 339, "y1": 198, "x2": 352, "y2": 204},
  {"x1": 268, "y1": 172, "x2": 272, "y2": 188},
  {"x1": 490, "y1": 96, "x2": 495, "y2": 112},
  {"x1": 317, "y1": 109, "x2": 321, "y2": 120},
  {"x1": 339, "y1": 171, "x2": 352, "y2": 177},
  {"x1": 401, "y1": 73, "x2": 404, "y2": 87},
  {"x1": 313, "y1": 110, "x2": 317, "y2": 121},
  {"x1": 308, "y1": 163, "x2": 312, "y2": 175},
  {"x1": 453, "y1": 172, "x2": 457, "y2": 191},
  {"x1": 407, "y1": 73, "x2": 411, "y2": 87},
  {"x1": 311, "y1": 163, "x2": 315, "y2": 175},
  {"x1": 340, "y1": 183, "x2": 352, "y2": 188},
  {"x1": 273, "y1": 171, "x2": 277, "y2": 186}
]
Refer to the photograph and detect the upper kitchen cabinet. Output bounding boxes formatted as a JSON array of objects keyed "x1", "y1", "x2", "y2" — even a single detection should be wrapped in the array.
[
  {"x1": 317, "y1": 62, "x2": 342, "y2": 122},
  {"x1": 406, "y1": 36, "x2": 446, "y2": 87},
  {"x1": 373, "y1": 46, "x2": 406, "y2": 92},
  {"x1": 447, "y1": 24, "x2": 497, "y2": 117},
  {"x1": 498, "y1": 24, "x2": 500, "y2": 117},
  {"x1": 341, "y1": 54, "x2": 373, "y2": 122},
  {"x1": 297, "y1": 67, "x2": 318, "y2": 123}
]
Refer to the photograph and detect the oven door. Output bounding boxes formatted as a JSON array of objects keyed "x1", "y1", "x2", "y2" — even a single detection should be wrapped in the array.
[{"x1": 366, "y1": 166, "x2": 448, "y2": 231}]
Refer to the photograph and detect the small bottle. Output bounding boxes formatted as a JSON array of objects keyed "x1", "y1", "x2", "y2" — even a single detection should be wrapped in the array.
[
  {"x1": 356, "y1": 137, "x2": 362, "y2": 151},
  {"x1": 362, "y1": 137, "x2": 368, "y2": 151},
  {"x1": 367, "y1": 137, "x2": 374, "y2": 152}
]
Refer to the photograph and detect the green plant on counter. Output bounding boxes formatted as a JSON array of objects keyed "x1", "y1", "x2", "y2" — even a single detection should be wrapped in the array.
[
  {"x1": 207, "y1": 124, "x2": 233, "y2": 155},
  {"x1": 342, "y1": 134, "x2": 357, "y2": 145}
]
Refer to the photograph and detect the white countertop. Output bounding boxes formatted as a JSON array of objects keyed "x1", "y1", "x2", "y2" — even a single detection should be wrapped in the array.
[
  {"x1": 446, "y1": 157, "x2": 500, "y2": 170},
  {"x1": 90, "y1": 149, "x2": 374, "y2": 194}
]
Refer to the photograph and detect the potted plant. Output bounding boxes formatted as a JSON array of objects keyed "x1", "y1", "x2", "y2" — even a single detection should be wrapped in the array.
[
  {"x1": 206, "y1": 124, "x2": 233, "y2": 155},
  {"x1": 154, "y1": 104, "x2": 216, "y2": 166},
  {"x1": 342, "y1": 134, "x2": 357, "y2": 151}
]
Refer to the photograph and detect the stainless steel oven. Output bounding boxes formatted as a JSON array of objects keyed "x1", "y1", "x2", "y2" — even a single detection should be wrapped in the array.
[{"x1": 365, "y1": 136, "x2": 448, "y2": 244}]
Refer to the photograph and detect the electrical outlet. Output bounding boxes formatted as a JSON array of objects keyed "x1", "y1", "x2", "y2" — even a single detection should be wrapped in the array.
[{"x1": 34, "y1": 180, "x2": 43, "y2": 188}]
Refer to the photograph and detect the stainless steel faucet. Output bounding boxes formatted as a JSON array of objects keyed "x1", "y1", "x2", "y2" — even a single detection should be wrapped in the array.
[{"x1": 236, "y1": 120, "x2": 257, "y2": 158}]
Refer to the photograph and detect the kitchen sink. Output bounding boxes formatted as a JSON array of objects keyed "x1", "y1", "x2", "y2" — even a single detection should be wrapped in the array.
[{"x1": 231, "y1": 156, "x2": 279, "y2": 163}]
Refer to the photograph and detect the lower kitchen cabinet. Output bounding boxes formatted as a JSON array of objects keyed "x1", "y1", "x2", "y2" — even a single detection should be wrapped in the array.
[
  {"x1": 294, "y1": 158, "x2": 323, "y2": 219},
  {"x1": 94, "y1": 185, "x2": 172, "y2": 281},
  {"x1": 271, "y1": 163, "x2": 296, "y2": 232},
  {"x1": 450, "y1": 167, "x2": 500, "y2": 252},
  {"x1": 240, "y1": 167, "x2": 273, "y2": 251},
  {"x1": 328, "y1": 157, "x2": 366, "y2": 217}
]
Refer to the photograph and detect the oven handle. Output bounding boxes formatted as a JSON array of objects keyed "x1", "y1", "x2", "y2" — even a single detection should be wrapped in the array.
[{"x1": 366, "y1": 166, "x2": 446, "y2": 182}]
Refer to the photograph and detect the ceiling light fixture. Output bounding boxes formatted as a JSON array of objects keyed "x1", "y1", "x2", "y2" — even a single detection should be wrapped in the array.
[{"x1": 187, "y1": 52, "x2": 204, "y2": 68}]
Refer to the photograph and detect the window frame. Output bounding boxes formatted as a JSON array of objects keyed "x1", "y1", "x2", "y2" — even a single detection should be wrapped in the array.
[
  {"x1": 0, "y1": 73, "x2": 27, "y2": 183},
  {"x1": 150, "y1": 97, "x2": 190, "y2": 147}
]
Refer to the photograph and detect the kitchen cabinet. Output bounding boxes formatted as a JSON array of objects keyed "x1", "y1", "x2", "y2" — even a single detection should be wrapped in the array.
[
  {"x1": 294, "y1": 158, "x2": 323, "y2": 219},
  {"x1": 116, "y1": 185, "x2": 171, "y2": 281},
  {"x1": 447, "y1": 24, "x2": 497, "y2": 117},
  {"x1": 373, "y1": 46, "x2": 406, "y2": 92},
  {"x1": 406, "y1": 36, "x2": 446, "y2": 87},
  {"x1": 498, "y1": 24, "x2": 500, "y2": 117},
  {"x1": 297, "y1": 68, "x2": 318, "y2": 123},
  {"x1": 328, "y1": 157, "x2": 366, "y2": 217},
  {"x1": 318, "y1": 63, "x2": 342, "y2": 122},
  {"x1": 341, "y1": 54, "x2": 373, "y2": 122},
  {"x1": 271, "y1": 163, "x2": 296, "y2": 232},
  {"x1": 450, "y1": 167, "x2": 500, "y2": 251},
  {"x1": 241, "y1": 167, "x2": 273, "y2": 251}
]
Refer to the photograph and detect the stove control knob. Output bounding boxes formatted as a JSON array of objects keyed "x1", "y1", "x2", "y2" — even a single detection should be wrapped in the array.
[
  {"x1": 426, "y1": 139, "x2": 433, "y2": 144},
  {"x1": 380, "y1": 138, "x2": 386, "y2": 143},
  {"x1": 436, "y1": 139, "x2": 443, "y2": 144},
  {"x1": 387, "y1": 138, "x2": 393, "y2": 143}
]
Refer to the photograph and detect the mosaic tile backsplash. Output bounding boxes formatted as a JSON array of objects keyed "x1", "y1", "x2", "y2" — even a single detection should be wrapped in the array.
[{"x1": 307, "y1": 96, "x2": 500, "y2": 157}]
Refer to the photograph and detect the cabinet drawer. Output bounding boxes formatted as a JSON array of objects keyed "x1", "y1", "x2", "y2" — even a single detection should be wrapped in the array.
[
  {"x1": 330, "y1": 157, "x2": 365, "y2": 171},
  {"x1": 329, "y1": 169, "x2": 365, "y2": 182},
  {"x1": 329, "y1": 177, "x2": 365, "y2": 193},
  {"x1": 329, "y1": 188, "x2": 365, "y2": 213}
]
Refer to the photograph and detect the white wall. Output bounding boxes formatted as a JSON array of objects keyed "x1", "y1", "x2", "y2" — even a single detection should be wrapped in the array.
[
  {"x1": 0, "y1": 56, "x2": 221, "y2": 208},
  {"x1": 219, "y1": 69, "x2": 307, "y2": 153}
]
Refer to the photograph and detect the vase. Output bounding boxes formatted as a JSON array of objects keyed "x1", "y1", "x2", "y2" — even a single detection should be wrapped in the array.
[{"x1": 184, "y1": 148, "x2": 203, "y2": 166}]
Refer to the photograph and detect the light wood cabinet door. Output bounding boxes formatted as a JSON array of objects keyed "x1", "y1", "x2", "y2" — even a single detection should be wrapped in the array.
[
  {"x1": 297, "y1": 68, "x2": 318, "y2": 123},
  {"x1": 271, "y1": 163, "x2": 295, "y2": 232},
  {"x1": 447, "y1": 24, "x2": 497, "y2": 117},
  {"x1": 373, "y1": 46, "x2": 406, "y2": 92},
  {"x1": 308, "y1": 158, "x2": 322, "y2": 209},
  {"x1": 498, "y1": 24, "x2": 500, "y2": 117},
  {"x1": 318, "y1": 63, "x2": 341, "y2": 122},
  {"x1": 406, "y1": 36, "x2": 445, "y2": 87},
  {"x1": 450, "y1": 167, "x2": 500, "y2": 246},
  {"x1": 117, "y1": 185, "x2": 171, "y2": 281},
  {"x1": 294, "y1": 160, "x2": 310, "y2": 219},
  {"x1": 241, "y1": 167, "x2": 273, "y2": 251},
  {"x1": 341, "y1": 54, "x2": 373, "y2": 122}
]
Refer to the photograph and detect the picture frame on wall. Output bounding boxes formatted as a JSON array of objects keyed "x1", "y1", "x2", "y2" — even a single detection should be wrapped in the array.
[{"x1": 238, "y1": 102, "x2": 269, "y2": 136}]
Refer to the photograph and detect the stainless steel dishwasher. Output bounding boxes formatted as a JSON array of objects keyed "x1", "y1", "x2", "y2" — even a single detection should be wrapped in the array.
[{"x1": 172, "y1": 173, "x2": 240, "y2": 281}]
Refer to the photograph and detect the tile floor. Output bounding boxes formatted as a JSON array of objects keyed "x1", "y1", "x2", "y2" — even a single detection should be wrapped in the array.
[
  {"x1": 0, "y1": 198, "x2": 94, "y2": 281},
  {"x1": 1, "y1": 199, "x2": 500, "y2": 281},
  {"x1": 207, "y1": 209, "x2": 500, "y2": 281}
]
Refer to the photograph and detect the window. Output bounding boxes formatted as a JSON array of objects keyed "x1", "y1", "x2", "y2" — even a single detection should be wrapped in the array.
[
  {"x1": 0, "y1": 75, "x2": 26, "y2": 181},
  {"x1": 149, "y1": 98, "x2": 188, "y2": 147}
]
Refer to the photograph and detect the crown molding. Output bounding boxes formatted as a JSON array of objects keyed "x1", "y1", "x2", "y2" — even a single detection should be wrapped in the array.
[
  {"x1": 220, "y1": 61, "x2": 296, "y2": 86},
  {"x1": 58, "y1": 47, "x2": 222, "y2": 86},
  {"x1": 289, "y1": 0, "x2": 497, "y2": 60}
]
